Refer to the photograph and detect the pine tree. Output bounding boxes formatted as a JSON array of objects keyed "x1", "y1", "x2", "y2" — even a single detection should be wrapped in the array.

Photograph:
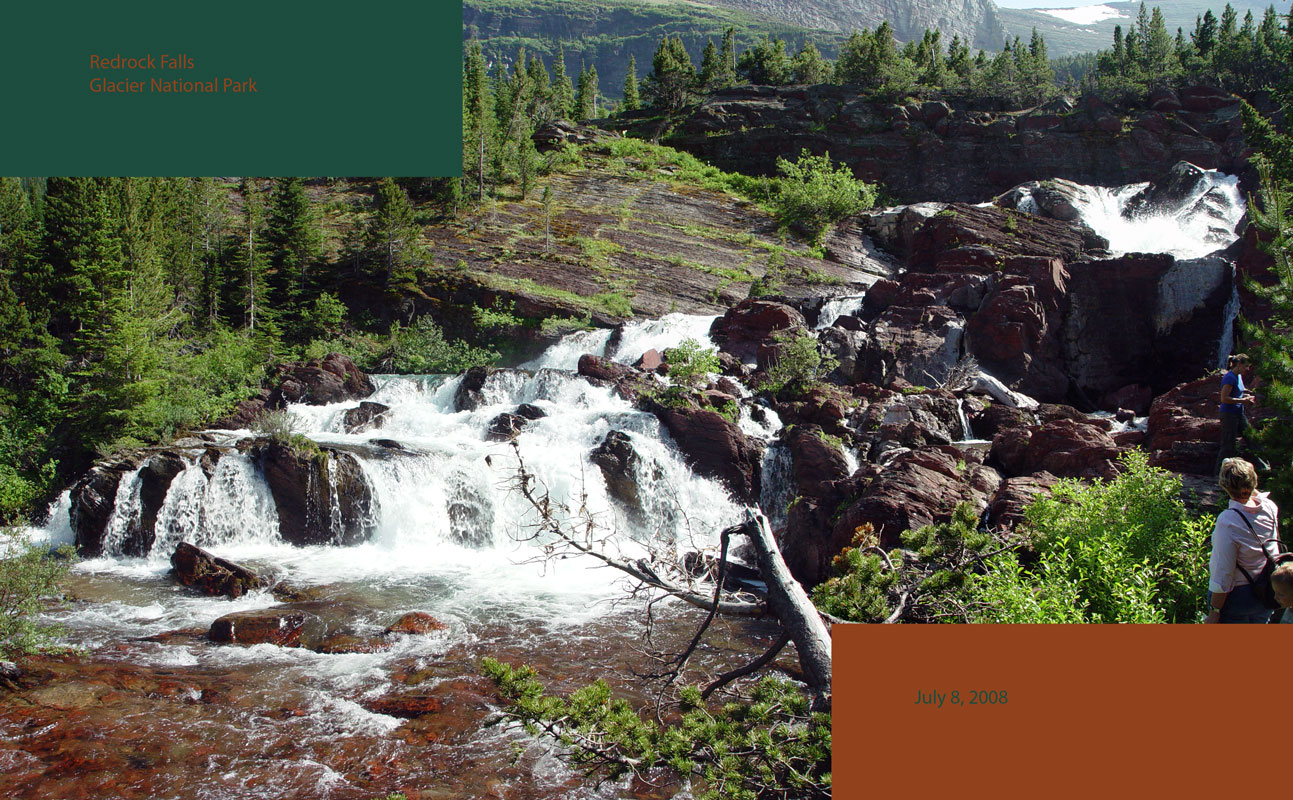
[
  {"x1": 234, "y1": 179, "x2": 272, "y2": 335},
  {"x1": 551, "y1": 44, "x2": 575, "y2": 120},
  {"x1": 367, "y1": 178, "x2": 421, "y2": 285},
  {"x1": 526, "y1": 52, "x2": 553, "y2": 121},
  {"x1": 645, "y1": 35, "x2": 696, "y2": 113},
  {"x1": 699, "y1": 39, "x2": 721, "y2": 90},
  {"x1": 622, "y1": 54, "x2": 640, "y2": 111},
  {"x1": 793, "y1": 42, "x2": 832, "y2": 84},
  {"x1": 264, "y1": 177, "x2": 321, "y2": 321},
  {"x1": 463, "y1": 40, "x2": 496, "y2": 204}
]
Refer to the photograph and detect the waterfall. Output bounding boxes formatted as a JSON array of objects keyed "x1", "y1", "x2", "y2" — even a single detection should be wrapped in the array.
[
  {"x1": 522, "y1": 313, "x2": 717, "y2": 370},
  {"x1": 957, "y1": 399, "x2": 974, "y2": 441},
  {"x1": 758, "y1": 440, "x2": 795, "y2": 533},
  {"x1": 1217, "y1": 264, "x2": 1240, "y2": 369},
  {"x1": 1011, "y1": 169, "x2": 1246, "y2": 259},
  {"x1": 815, "y1": 295, "x2": 867, "y2": 330}
]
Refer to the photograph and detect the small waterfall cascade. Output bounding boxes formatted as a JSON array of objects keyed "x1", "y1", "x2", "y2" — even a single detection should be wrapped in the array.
[
  {"x1": 815, "y1": 295, "x2": 867, "y2": 330},
  {"x1": 50, "y1": 311, "x2": 766, "y2": 577},
  {"x1": 522, "y1": 312, "x2": 718, "y2": 371},
  {"x1": 1010, "y1": 169, "x2": 1246, "y2": 259},
  {"x1": 1217, "y1": 264, "x2": 1241, "y2": 369}
]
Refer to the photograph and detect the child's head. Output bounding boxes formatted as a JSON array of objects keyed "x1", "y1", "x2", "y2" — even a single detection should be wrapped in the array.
[
  {"x1": 1218, "y1": 458, "x2": 1258, "y2": 502},
  {"x1": 1274, "y1": 564, "x2": 1293, "y2": 610}
]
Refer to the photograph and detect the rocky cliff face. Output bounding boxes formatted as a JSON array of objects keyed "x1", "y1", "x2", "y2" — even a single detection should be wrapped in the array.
[
  {"x1": 699, "y1": 0, "x2": 1006, "y2": 50},
  {"x1": 661, "y1": 85, "x2": 1246, "y2": 203}
]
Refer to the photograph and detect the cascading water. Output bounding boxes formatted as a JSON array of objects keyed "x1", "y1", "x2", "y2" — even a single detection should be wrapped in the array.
[
  {"x1": 1013, "y1": 169, "x2": 1246, "y2": 259},
  {"x1": 522, "y1": 312, "x2": 718, "y2": 370},
  {"x1": 19, "y1": 312, "x2": 779, "y2": 800},
  {"x1": 815, "y1": 295, "x2": 867, "y2": 330}
]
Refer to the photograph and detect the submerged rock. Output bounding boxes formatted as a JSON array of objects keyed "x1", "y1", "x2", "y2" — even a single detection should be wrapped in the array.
[
  {"x1": 486, "y1": 412, "x2": 527, "y2": 441},
  {"x1": 208, "y1": 607, "x2": 322, "y2": 648},
  {"x1": 385, "y1": 612, "x2": 447, "y2": 636},
  {"x1": 591, "y1": 430, "x2": 646, "y2": 510}
]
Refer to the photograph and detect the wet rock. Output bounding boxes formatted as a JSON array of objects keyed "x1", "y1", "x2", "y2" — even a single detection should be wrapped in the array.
[
  {"x1": 385, "y1": 612, "x2": 447, "y2": 636},
  {"x1": 126, "y1": 452, "x2": 188, "y2": 558},
  {"x1": 171, "y1": 542, "x2": 270, "y2": 599},
  {"x1": 591, "y1": 430, "x2": 645, "y2": 509},
  {"x1": 312, "y1": 633, "x2": 393, "y2": 655},
  {"x1": 642, "y1": 398, "x2": 763, "y2": 504},
  {"x1": 252, "y1": 441, "x2": 374, "y2": 547},
  {"x1": 1103, "y1": 384, "x2": 1154, "y2": 416},
  {"x1": 70, "y1": 455, "x2": 143, "y2": 557},
  {"x1": 486, "y1": 412, "x2": 528, "y2": 441},
  {"x1": 362, "y1": 692, "x2": 445, "y2": 718},
  {"x1": 454, "y1": 366, "x2": 494, "y2": 412},
  {"x1": 270, "y1": 353, "x2": 375, "y2": 406},
  {"x1": 0, "y1": 661, "x2": 19, "y2": 680},
  {"x1": 709, "y1": 299, "x2": 805, "y2": 364},
  {"x1": 372, "y1": 439, "x2": 404, "y2": 450},
  {"x1": 343, "y1": 401, "x2": 390, "y2": 433},
  {"x1": 969, "y1": 403, "x2": 1033, "y2": 440},
  {"x1": 965, "y1": 256, "x2": 1070, "y2": 400},
  {"x1": 208, "y1": 607, "x2": 322, "y2": 648},
  {"x1": 515, "y1": 403, "x2": 547, "y2": 420}
]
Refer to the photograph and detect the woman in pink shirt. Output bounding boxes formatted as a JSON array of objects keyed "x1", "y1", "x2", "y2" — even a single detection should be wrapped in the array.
[{"x1": 1205, "y1": 458, "x2": 1281, "y2": 624}]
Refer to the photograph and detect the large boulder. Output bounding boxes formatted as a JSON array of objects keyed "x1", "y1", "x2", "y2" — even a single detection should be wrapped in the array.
[
  {"x1": 591, "y1": 430, "x2": 647, "y2": 510},
  {"x1": 709, "y1": 299, "x2": 805, "y2": 364},
  {"x1": 251, "y1": 441, "x2": 374, "y2": 546},
  {"x1": 985, "y1": 472, "x2": 1061, "y2": 531},
  {"x1": 857, "y1": 304, "x2": 964, "y2": 387},
  {"x1": 70, "y1": 455, "x2": 143, "y2": 557},
  {"x1": 990, "y1": 419, "x2": 1120, "y2": 479},
  {"x1": 644, "y1": 399, "x2": 763, "y2": 504},
  {"x1": 832, "y1": 446, "x2": 1000, "y2": 550},
  {"x1": 778, "y1": 426, "x2": 857, "y2": 587},
  {"x1": 208, "y1": 607, "x2": 323, "y2": 648},
  {"x1": 270, "y1": 353, "x2": 375, "y2": 406},
  {"x1": 171, "y1": 542, "x2": 269, "y2": 599},
  {"x1": 1145, "y1": 375, "x2": 1222, "y2": 475},
  {"x1": 343, "y1": 402, "x2": 390, "y2": 433},
  {"x1": 127, "y1": 452, "x2": 189, "y2": 558},
  {"x1": 453, "y1": 366, "x2": 494, "y2": 412}
]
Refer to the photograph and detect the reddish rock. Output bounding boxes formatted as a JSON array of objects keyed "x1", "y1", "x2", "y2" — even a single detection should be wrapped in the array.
[
  {"x1": 1025, "y1": 419, "x2": 1121, "y2": 479},
  {"x1": 362, "y1": 692, "x2": 445, "y2": 719},
  {"x1": 832, "y1": 446, "x2": 998, "y2": 550},
  {"x1": 212, "y1": 388, "x2": 274, "y2": 429},
  {"x1": 634, "y1": 349, "x2": 665, "y2": 371},
  {"x1": 385, "y1": 612, "x2": 447, "y2": 636},
  {"x1": 171, "y1": 542, "x2": 269, "y2": 599},
  {"x1": 313, "y1": 633, "x2": 393, "y2": 655},
  {"x1": 970, "y1": 403, "x2": 1033, "y2": 440},
  {"x1": 252, "y1": 442, "x2": 374, "y2": 547},
  {"x1": 70, "y1": 455, "x2": 142, "y2": 557},
  {"x1": 577, "y1": 355, "x2": 649, "y2": 400},
  {"x1": 1145, "y1": 376, "x2": 1221, "y2": 475},
  {"x1": 1103, "y1": 384, "x2": 1153, "y2": 416},
  {"x1": 990, "y1": 426, "x2": 1035, "y2": 476},
  {"x1": 270, "y1": 353, "x2": 375, "y2": 406},
  {"x1": 709, "y1": 299, "x2": 805, "y2": 363},
  {"x1": 857, "y1": 304, "x2": 964, "y2": 387},
  {"x1": 1113, "y1": 429, "x2": 1146, "y2": 448},
  {"x1": 986, "y1": 472, "x2": 1061, "y2": 531},
  {"x1": 1179, "y1": 85, "x2": 1238, "y2": 112},
  {"x1": 208, "y1": 608, "x2": 320, "y2": 647},
  {"x1": 644, "y1": 399, "x2": 763, "y2": 503}
]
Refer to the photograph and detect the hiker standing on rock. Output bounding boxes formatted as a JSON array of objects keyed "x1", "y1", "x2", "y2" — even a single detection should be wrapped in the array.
[
  {"x1": 1216, "y1": 354, "x2": 1256, "y2": 475},
  {"x1": 1205, "y1": 458, "x2": 1280, "y2": 624}
]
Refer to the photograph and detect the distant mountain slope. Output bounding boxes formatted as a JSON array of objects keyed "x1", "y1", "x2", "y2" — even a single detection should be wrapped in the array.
[
  {"x1": 685, "y1": 0, "x2": 1008, "y2": 50},
  {"x1": 465, "y1": 0, "x2": 1008, "y2": 100},
  {"x1": 1000, "y1": 0, "x2": 1276, "y2": 56}
]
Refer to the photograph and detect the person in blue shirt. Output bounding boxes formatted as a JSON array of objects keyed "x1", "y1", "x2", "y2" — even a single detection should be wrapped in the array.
[{"x1": 1216, "y1": 353, "x2": 1256, "y2": 475}]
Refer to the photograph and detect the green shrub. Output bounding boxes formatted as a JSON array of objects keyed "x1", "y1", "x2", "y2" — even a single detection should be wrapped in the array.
[
  {"x1": 663, "y1": 337, "x2": 720, "y2": 388},
  {"x1": 770, "y1": 149, "x2": 877, "y2": 242},
  {"x1": 758, "y1": 330, "x2": 837, "y2": 397},
  {"x1": 385, "y1": 317, "x2": 500, "y2": 374},
  {"x1": 0, "y1": 529, "x2": 75, "y2": 659},
  {"x1": 481, "y1": 658, "x2": 830, "y2": 800}
]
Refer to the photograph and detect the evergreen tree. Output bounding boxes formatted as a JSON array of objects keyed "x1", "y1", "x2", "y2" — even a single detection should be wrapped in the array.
[
  {"x1": 526, "y1": 52, "x2": 553, "y2": 122},
  {"x1": 738, "y1": 35, "x2": 793, "y2": 85},
  {"x1": 622, "y1": 54, "x2": 640, "y2": 111},
  {"x1": 366, "y1": 178, "x2": 422, "y2": 284},
  {"x1": 699, "y1": 39, "x2": 722, "y2": 90},
  {"x1": 551, "y1": 44, "x2": 576, "y2": 120},
  {"x1": 575, "y1": 63, "x2": 598, "y2": 121},
  {"x1": 645, "y1": 35, "x2": 696, "y2": 113},
  {"x1": 264, "y1": 177, "x2": 322, "y2": 320},
  {"x1": 793, "y1": 42, "x2": 832, "y2": 84},
  {"x1": 234, "y1": 179, "x2": 272, "y2": 335}
]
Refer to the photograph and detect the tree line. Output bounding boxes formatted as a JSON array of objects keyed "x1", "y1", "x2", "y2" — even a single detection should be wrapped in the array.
[
  {"x1": 1090, "y1": 2, "x2": 1293, "y2": 102},
  {"x1": 0, "y1": 175, "x2": 449, "y2": 523}
]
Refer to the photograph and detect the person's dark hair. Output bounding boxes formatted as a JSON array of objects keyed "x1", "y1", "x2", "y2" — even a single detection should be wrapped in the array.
[{"x1": 1227, "y1": 353, "x2": 1251, "y2": 370}]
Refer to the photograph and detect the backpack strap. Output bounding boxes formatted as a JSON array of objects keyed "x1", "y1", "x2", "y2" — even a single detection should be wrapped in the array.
[{"x1": 1228, "y1": 509, "x2": 1280, "y2": 586}]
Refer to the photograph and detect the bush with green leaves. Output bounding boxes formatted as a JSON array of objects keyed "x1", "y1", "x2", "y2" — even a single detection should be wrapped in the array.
[
  {"x1": 815, "y1": 452, "x2": 1211, "y2": 624},
  {"x1": 663, "y1": 337, "x2": 720, "y2": 388},
  {"x1": 0, "y1": 529, "x2": 74, "y2": 659},
  {"x1": 383, "y1": 316, "x2": 499, "y2": 374},
  {"x1": 481, "y1": 657, "x2": 830, "y2": 800},
  {"x1": 770, "y1": 150, "x2": 877, "y2": 242},
  {"x1": 758, "y1": 330, "x2": 837, "y2": 398}
]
